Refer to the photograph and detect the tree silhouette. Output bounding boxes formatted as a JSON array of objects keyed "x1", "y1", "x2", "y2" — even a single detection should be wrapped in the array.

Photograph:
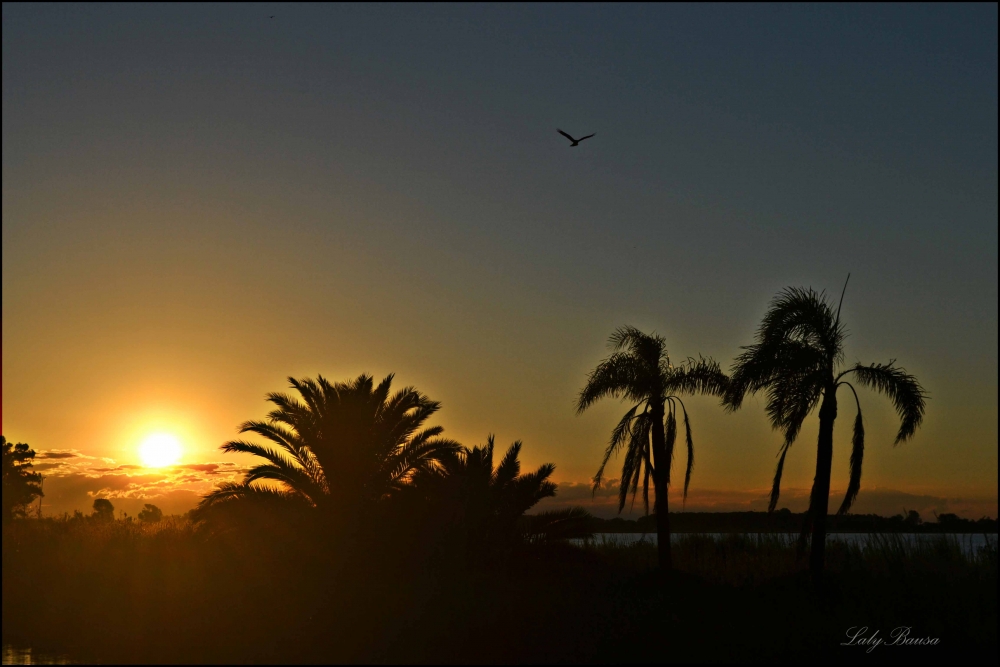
[
  {"x1": 138, "y1": 504, "x2": 163, "y2": 523},
  {"x1": 2, "y1": 436, "x2": 44, "y2": 524},
  {"x1": 412, "y1": 435, "x2": 557, "y2": 556},
  {"x1": 577, "y1": 326, "x2": 729, "y2": 570},
  {"x1": 196, "y1": 374, "x2": 461, "y2": 523},
  {"x1": 723, "y1": 283, "x2": 926, "y2": 580},
  {"x1": 92, "y1": 498, "x2": 115, "y2": 521}
]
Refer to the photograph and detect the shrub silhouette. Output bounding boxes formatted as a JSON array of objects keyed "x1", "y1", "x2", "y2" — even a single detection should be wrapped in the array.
[
  {"x1": 723, "y1": 282, "x2": 926, "y2": 580},
  {"x1": 138, "y1": 504, "x2": 163, "y2": 523},
  {"x1": 576, "y1": 327, "x2": 728, "y2": 570},
  {"x1": 92, "y1": 498, "x2": 115, "y2": 521},
  {"x1": 409, "y1": 435, "x2": 557, "y2": 558}
]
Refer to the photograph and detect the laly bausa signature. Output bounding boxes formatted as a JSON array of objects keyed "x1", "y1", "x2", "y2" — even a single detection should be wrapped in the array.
[{"x1": 842, "y1": 626, "x2": 941, "y2": 652}]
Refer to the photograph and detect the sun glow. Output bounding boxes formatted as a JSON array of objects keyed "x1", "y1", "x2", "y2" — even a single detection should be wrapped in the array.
[{"x1": 139, "y1": 433, "x2": 182, "y2": 467}]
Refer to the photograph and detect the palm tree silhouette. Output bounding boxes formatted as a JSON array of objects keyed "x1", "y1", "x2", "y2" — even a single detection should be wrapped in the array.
[
  {"x1": 723, "y1": 282, "x2": 926, "y2": 580},
  {"x1": 197, "y1": 374, "x2": 461, "y2": 520},
  {"x1": 413, "y1": 435, "x2": 557, "y2": 554},
  {"x1": 577, "y1": 326, "x2": 729, "y2": 570}
]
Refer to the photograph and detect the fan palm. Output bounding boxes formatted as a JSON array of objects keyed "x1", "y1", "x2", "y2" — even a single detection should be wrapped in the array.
[
  {"x1": 196, "y1": 373, "x2": 461, "y2": 521},
  {"x1": 576, "y1": 326, "x2": 729, "y2": 570},
  {"x1": 723, "y1": 282, "x2": 927, "y2": 579}
]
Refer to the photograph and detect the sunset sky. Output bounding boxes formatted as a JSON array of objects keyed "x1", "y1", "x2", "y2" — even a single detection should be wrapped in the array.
[{"x1": 3, "y1": 4, "x2": 996, "y2": 519}]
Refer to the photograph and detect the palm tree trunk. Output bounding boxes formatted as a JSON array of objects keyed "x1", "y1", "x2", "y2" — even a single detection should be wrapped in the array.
[
  {"x1": 650, "y1": 401, "x2": 672, "y2": 571},
  {"x1": 809, "y1": 384, "x2": 838, "y2": 582}
]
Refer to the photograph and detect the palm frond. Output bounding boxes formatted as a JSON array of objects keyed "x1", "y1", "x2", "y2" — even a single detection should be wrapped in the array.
[
  {"x1": 768, "y1": 441, "x2": 791, "y2": 513},
  {"x1": 593, "y1": 403, "x2": 641, "y2": 490},
  {"x1": 243, "y1": 464, "x2": 322, "y2": 501},
  {"x1": 384, "y1": 437, "x2": 462, "y2": 489},
  {"x1": 494, "y1": 441, "x2": 523, "y2": 489},
  {"x1": 577, "y1": 352, "x2": 646, "y2": 413},
  {"x1": 193, "y1": 481, "x2": 309, "y2": 520},
  {"x1": 663, "y1": 356, "x2": 729, "y2": 397},
  {"x1": 844, "y1": 361, "x2": 927, "y2": 444},
  {"x1": 757, "y1": 286, "x2": 845, "y2": 363},
  {"x1": 221, "y1": 440, "x2": 300, "y2": 472},
  {"x1": 676, "y1": 399, "x2": 694, "y2": 502},
  {"x1": 663, "y1": 402, "x2": 677, "y2": 486},
  {"x1": 618, "y1": 421, "x2": 648, "y2": 512},
  {"x1": 837, "y1": 383, "x2": 865, "y2": 515}
]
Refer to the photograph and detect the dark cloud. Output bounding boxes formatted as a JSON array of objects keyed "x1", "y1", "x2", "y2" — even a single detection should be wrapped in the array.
[
  {"x1": 33, "y1": 462, "x2": 69, "y2": 471},
  {"x1": 175, "y1": 463, "x2": 219, "y2": 472},
  {"x1": 36, "y1": 450, "x2": 79, "y2": 459}
]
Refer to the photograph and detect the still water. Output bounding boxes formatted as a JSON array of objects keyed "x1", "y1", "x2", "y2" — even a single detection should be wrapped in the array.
[
  {"x1": 573, "y1": 532, "x2": 998, "y2": 555},
  {"x1": 1, "y1": 646, "x2": 73, "y2": 666}
]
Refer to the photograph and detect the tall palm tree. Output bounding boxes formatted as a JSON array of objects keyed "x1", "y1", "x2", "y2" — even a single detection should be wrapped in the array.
[
  {"x1": 577, "y1": 326, "x2": 729, "y2": 570},
  {"x1": 197, "y1": 373, "x2": 461, "y2": 520},
  {"x1": 723, "y1": 282, "x2": 927, "y2": 579}
]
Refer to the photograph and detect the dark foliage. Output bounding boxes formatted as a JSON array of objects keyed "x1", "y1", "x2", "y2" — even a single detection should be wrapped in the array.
[
  {"x1": 194, "y1": 373, "x2": 462, "y2": 529},
  {"x1": 137, "y1": 504, "x2": 163, "y2": 523},
  {"x1": 577, "y1": 326, "x2": 728, "y2": 568},
  {"x1": 92, "y1": 498, "x2": 115, "y2": 522},
  {"x1": 3, "y1": 515, "x2": 995, "y2": 664},
  {"x1": 723, "y1": 282, "x2": 928, "y2": 577},
  {"x1": 398, "y1": 435, "x2": 560, "y2": 561},
  {"x1": 2, "y1": 436, "x2": 43, "y2": 524}
]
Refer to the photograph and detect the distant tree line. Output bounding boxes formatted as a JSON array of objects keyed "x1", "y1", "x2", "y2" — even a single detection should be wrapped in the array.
[{"x1": 588, "y1": 509, "x2": 998, "y2": 534}]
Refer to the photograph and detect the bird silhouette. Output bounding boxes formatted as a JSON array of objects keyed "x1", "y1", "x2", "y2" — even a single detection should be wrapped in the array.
[{"x1": 558, "y1": 129, "x2": 595, "y2": 147}]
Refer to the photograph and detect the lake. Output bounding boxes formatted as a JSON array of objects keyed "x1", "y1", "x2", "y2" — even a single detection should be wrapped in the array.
[
  {"x1": 1, "y1": 645, "x2": 72, "y2": 666},
  {"x1": 572, "y1": 532, "x2": 998, "y2": 554}
]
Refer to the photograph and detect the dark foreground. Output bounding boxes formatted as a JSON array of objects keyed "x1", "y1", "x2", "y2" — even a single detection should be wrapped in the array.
[{"x1": 3, "y1": 518, "x2": 997, "y2": 664}]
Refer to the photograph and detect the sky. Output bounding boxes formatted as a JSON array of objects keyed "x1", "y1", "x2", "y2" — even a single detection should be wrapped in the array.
[{"x1": 3, "y1": 3, "x2": 997, "y2": 519}]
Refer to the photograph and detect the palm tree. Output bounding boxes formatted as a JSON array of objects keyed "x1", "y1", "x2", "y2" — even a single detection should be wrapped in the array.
[
  {"x1": 411, "y1": 435, "x2": 557, "y2": 555},
  {"x1": 723, "y1": 282, "x2": 927, "y2": 580},
  {"x1": 196, "y1": 373, "x2": 461, "y2": 521},
  {"x1": 576, "y1": 326, "x2": 729, "y2": 570}
]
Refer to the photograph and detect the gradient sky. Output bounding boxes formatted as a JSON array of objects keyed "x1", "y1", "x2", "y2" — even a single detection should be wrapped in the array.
[{"x1": 3, "y1": 3, "x2": 997, "y2": 519}]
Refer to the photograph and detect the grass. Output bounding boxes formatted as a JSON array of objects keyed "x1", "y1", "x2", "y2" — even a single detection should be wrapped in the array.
[{"x1": 3, "y1": 517, "x2": 997, "y2": 663}]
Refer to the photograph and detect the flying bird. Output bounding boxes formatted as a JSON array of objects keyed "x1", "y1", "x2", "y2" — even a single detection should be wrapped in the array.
[{"x1": 557, "y1": 129, "x2": 595, "y2": 147}]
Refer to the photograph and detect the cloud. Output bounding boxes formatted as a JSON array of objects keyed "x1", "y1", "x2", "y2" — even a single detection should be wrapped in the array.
[
  {"x1": 36, "y1": 450, "x2": 80, "y2": 459},
  {"x1": 33, "y1": 462, "x2": 71, "y2": 472},
  {"x1": 35, "y1": 454, "x2": 248, "y2": 517},
  {"x1": 176, "y1": 463, "x2": 219, "y2": 472}
]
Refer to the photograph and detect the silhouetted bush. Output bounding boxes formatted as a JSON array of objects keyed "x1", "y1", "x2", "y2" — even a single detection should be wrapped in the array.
[
  {"x1": 91, "y1": 498, "x2": 114, "y2": 522},
  {"x1": 137, "y1": 504, "x2": 163, "y2": 523}
]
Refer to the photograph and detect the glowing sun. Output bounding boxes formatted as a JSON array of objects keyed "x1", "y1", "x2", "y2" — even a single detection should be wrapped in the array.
[{"x1": 139, "y1": 433, "x2": 182, "y2": 467}]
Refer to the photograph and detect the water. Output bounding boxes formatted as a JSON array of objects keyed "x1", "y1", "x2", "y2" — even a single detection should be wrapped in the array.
[
  {"x1": 572, "y1": 532, "x2": 998, "y2": 555},
  {"x1": 1, "y1": 646, "x2": 73, "y2": 666}
]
